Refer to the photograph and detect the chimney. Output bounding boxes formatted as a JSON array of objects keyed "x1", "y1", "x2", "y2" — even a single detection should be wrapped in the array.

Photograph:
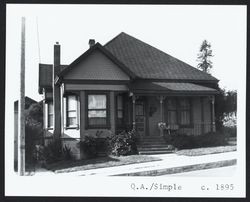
[
  {"x1": 89, "y1": 39, "x2": 95, "y2": 48},
  {"x1": 53, "y1": 42, "x2": 61, "y2": 139},
  {"x1": 54, "y1": 42, "x2": 61, "y2": 77}
]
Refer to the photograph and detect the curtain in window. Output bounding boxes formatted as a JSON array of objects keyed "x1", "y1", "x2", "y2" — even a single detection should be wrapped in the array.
[
  {"x1": 88, "y1": 95, "x2": 107, "y2": 126},
  {"x1": 48, "y1": 102, "x2": 53, "y2": 128},
  {"x1": 117, "y1": 95, "x2": 124, "y2": 125},
  {"x1": 67, "y1": 95, "x2": 77, "y2": 126},
  {"x1": 166, "y1": 99, "x2": 177, "y2": 124},
  {"x1": 179, "y1": 98, "x2": 190, "y2": 125}
]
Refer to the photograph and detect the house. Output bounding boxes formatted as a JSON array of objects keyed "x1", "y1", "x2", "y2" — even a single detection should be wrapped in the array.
[
  {"x1": 14, "y1": 96, "x2": 37, "y2": 171},
  {"x1": 38, "y1": 32, "x2": 219, "y2": 158}
]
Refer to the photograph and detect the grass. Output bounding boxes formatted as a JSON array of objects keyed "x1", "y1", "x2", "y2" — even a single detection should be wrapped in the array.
[
  {"x1": 176, "y1": 145, "x2": 236, "y2": 156},
  {"x1": 45, "y1": 155, "x2": 161, "y2": 173}
]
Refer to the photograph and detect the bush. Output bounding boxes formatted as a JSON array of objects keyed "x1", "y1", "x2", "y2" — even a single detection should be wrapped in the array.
[
  {"x1": 164, "y1": 131, "x2": 228, "y2": 150},
  {"x1": 194, "y1": 132, "x2": 227, "y2": 147},
  {"x1": 164, "y1": 133, "x2": 195, "y2": 150},
  {"x1": 221, "y1": 126, "x2": 236, "y2": 137},
  {"x1": 108, "y1": 130, "x2": 138, "y2": 156},
  {"x1": 42, "y1": 140, "x2": 73, "y2": 163},
  {"x1": 79, "y1": 136, "x2": 98, "y2": 159},
  {"x1": 62, "y1": 144, "x2": 73, "y2": 161},
  {"x1": 42, "y1": 139, "x2": 63, "y2": 163}
]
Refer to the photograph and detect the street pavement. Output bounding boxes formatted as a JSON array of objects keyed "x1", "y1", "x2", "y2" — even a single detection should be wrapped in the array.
[{"x1": 167, "y1": 165, "x2": 236, "y2": 177}]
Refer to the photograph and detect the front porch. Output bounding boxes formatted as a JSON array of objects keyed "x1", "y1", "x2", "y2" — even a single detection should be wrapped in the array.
[{"x1": 129, "y1": 94, "x2": 216, "y2": 138}]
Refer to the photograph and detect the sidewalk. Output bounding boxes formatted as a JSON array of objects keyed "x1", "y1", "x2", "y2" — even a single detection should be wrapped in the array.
[{"x1": 33, "y1": 151, "x2": 237, "y2": 176}]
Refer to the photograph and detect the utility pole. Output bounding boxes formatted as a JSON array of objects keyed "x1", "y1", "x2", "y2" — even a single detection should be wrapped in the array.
[{"x1": 18, "y1": 17, "x2": 26, "y2": 176}]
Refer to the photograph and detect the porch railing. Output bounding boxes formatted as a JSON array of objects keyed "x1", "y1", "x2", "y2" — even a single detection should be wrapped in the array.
[{"x1": 163, "y1": 123, "x2": 214, "y2": 136}]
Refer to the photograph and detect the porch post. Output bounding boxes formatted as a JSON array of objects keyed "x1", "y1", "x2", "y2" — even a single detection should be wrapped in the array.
[
  {"x1": 159, "y1": 95, "x2": 165, "y2": 136},
  {"x1": 200, "y1": 97, "x2": 204, "y2": 135},
  {"x1": 159, "y1": 95, "x2": 165, "y2": 122},
  {"x1": 132, "y1": 95, "x2": 136, "y2": 130},
  {"x1": 211, "y1": 96, "x2": 216, "y2": 132}
]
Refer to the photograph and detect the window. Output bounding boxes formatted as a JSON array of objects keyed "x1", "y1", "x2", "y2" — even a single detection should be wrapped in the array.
[
  {"x1": 87, "y1": 94, "x2": 108, "y2": 128},
  {"x1": 66, "y1": 95, "x2": 78, "y2": 127},
  {"x1": 165, "y1": 98, "x2": 191, "y2": 126},
  {"x1": 116, "y1": 95, "x2": 124, "y2": 125},
  {"x1": 47, "y1": 101, "x2": 53, "y2": 128},
  {"x1": 179, "y1": 98, "x2": 191, "y2": 125},
  {"x1": 166, "y1": 98, "x2": 177, "y2": 124}
]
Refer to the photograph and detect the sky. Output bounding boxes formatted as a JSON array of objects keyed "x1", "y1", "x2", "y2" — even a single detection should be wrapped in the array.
[{"x1": 6, "y1": 5, "x2": 246, "y2": 104}]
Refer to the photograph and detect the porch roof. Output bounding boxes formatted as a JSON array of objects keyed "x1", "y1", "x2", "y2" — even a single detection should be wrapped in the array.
[{"x1": 129, "y1": 82, "x2": 218, "y2": 95}]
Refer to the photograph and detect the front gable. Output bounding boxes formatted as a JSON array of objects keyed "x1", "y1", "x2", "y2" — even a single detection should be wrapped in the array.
[{"x1": 62, "y1": 48, "x2": 130, "y2": 81}]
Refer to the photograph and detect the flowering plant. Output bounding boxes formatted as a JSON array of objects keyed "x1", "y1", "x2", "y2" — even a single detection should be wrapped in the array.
[{"x1": 158, "y1": 122, "x2": 168, "y2": 130}]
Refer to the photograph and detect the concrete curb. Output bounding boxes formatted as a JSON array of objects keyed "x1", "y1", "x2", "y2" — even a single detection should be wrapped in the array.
[{"x1": 112, "y1": 159, "x2": 237, "y2": 176}]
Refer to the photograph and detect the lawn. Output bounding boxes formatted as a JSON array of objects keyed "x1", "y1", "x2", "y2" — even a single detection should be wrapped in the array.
[
  {"x1": 176, "y1": 145, "x2": 236, "y2": 156},
  {"x1": 45, "y1": 155, "x2": 161, "y2": 173}
]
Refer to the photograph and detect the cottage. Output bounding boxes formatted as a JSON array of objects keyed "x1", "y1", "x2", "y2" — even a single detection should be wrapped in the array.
[{"x1": 38, "y1": 32, "x2": 219, "y2": 158}]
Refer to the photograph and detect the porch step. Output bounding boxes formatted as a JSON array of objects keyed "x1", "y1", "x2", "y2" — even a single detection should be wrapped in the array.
[
  {"x1": 138, "y1": 144, "x2": 168, "y2": 148},
  {"x1": 137, "y1": 136, "x2": 173, "y2": 155},
  {"x1": 139, "y1": 150, "x2": 173, "y2": 155},
  {"x1": 138, "y1": 147, "x2": 172, "y2": 152}
]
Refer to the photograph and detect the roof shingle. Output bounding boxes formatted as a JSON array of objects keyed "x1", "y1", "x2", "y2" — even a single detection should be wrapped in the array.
[{"x1": 105, "y1": 32, "x2": 218, "y2": 81}]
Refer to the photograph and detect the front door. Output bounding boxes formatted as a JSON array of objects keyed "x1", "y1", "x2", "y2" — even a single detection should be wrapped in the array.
[{"x1": 135, "y1": 102, "x2": 146, "y2": 137}]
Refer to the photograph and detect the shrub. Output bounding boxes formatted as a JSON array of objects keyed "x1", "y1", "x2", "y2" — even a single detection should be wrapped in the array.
[
  {"x1": 41, "y1": 140, "x2": 73, "y2": 163},
  {"x1": 164, "y1": 131, "x2": 228, "y2": 150},
  {"x1": 195, "y1": 132, "x2": 228, "y2": 147},
  {"x1": 62, "y1": 144, "x2": 73, "y2": 161},
  {"x1": 79, "y1": 136, "x2": 98, "y2": 159},
  {"x1": 221, "y1": 126, "x2": 236, "y2": 138},
  {"x1": 108, "y1": 130, "x2": 138, "y2": 156},
  {"x1": 42, "y1": 139, "x2": 63, "y2": 163},
  {"x1": 164, "y1": 133, "x2": 195, "y2": 150}
]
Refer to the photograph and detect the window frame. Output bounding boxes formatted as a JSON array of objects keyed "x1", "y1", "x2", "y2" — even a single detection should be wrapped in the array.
[
  {"x1": 85, "y1": 91, "x2": 110, "y2": 129},
  {"x1": 66, "y1": 94, "x2": 79, "y2": 129},
  {"x1": 178, "y1": 97, "x2": 192, "y2": 127},
  {"x1": 165, "y1": 98, "x2": 178, "y2": 125},
  {"x1": 165, "y1": 97, "x2": 192, "y2": 127},
  {"x1": 116, "y1": 94, "x2": 125, "y2": 128},
  {"x1": 47, "y1": 101, "x2": 54, "y2": 129}
]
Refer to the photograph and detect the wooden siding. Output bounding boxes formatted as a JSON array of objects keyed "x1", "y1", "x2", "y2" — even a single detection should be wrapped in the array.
[
  {"x1": 63, "y1": 49, "x2": 130, "y2": 81},
  {"x1": 64, "y1": 84, "x2": 128, "y2": 91}
]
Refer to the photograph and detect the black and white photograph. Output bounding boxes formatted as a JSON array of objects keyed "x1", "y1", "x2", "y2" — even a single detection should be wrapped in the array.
[{"x1": 5, "y1": 4, "x2": 246, "y2": 197}]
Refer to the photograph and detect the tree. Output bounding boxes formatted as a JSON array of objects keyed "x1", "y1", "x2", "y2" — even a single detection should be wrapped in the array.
[
  {"x1": 25, "y1": 101, "x2": 44, "y2": 166},
  {"x1": 197, "y1": 40, "x2": 213, "y2": 73},
  {"x1": 215, "y1": 87, "x2": 237, "y2": 130}
]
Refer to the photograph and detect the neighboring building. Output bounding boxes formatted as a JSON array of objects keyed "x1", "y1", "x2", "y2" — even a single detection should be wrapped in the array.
[
  {"x1": 38, "y1": 32, "x2": 219, "y2": 158},
  {"x1": 14, "y1": 96, "x2": 37, "y2": 171}
]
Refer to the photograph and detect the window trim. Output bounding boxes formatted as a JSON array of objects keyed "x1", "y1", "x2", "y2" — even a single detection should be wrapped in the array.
[{"x1": 85, "y1": 91, "x2": 110, "y2": 129}]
